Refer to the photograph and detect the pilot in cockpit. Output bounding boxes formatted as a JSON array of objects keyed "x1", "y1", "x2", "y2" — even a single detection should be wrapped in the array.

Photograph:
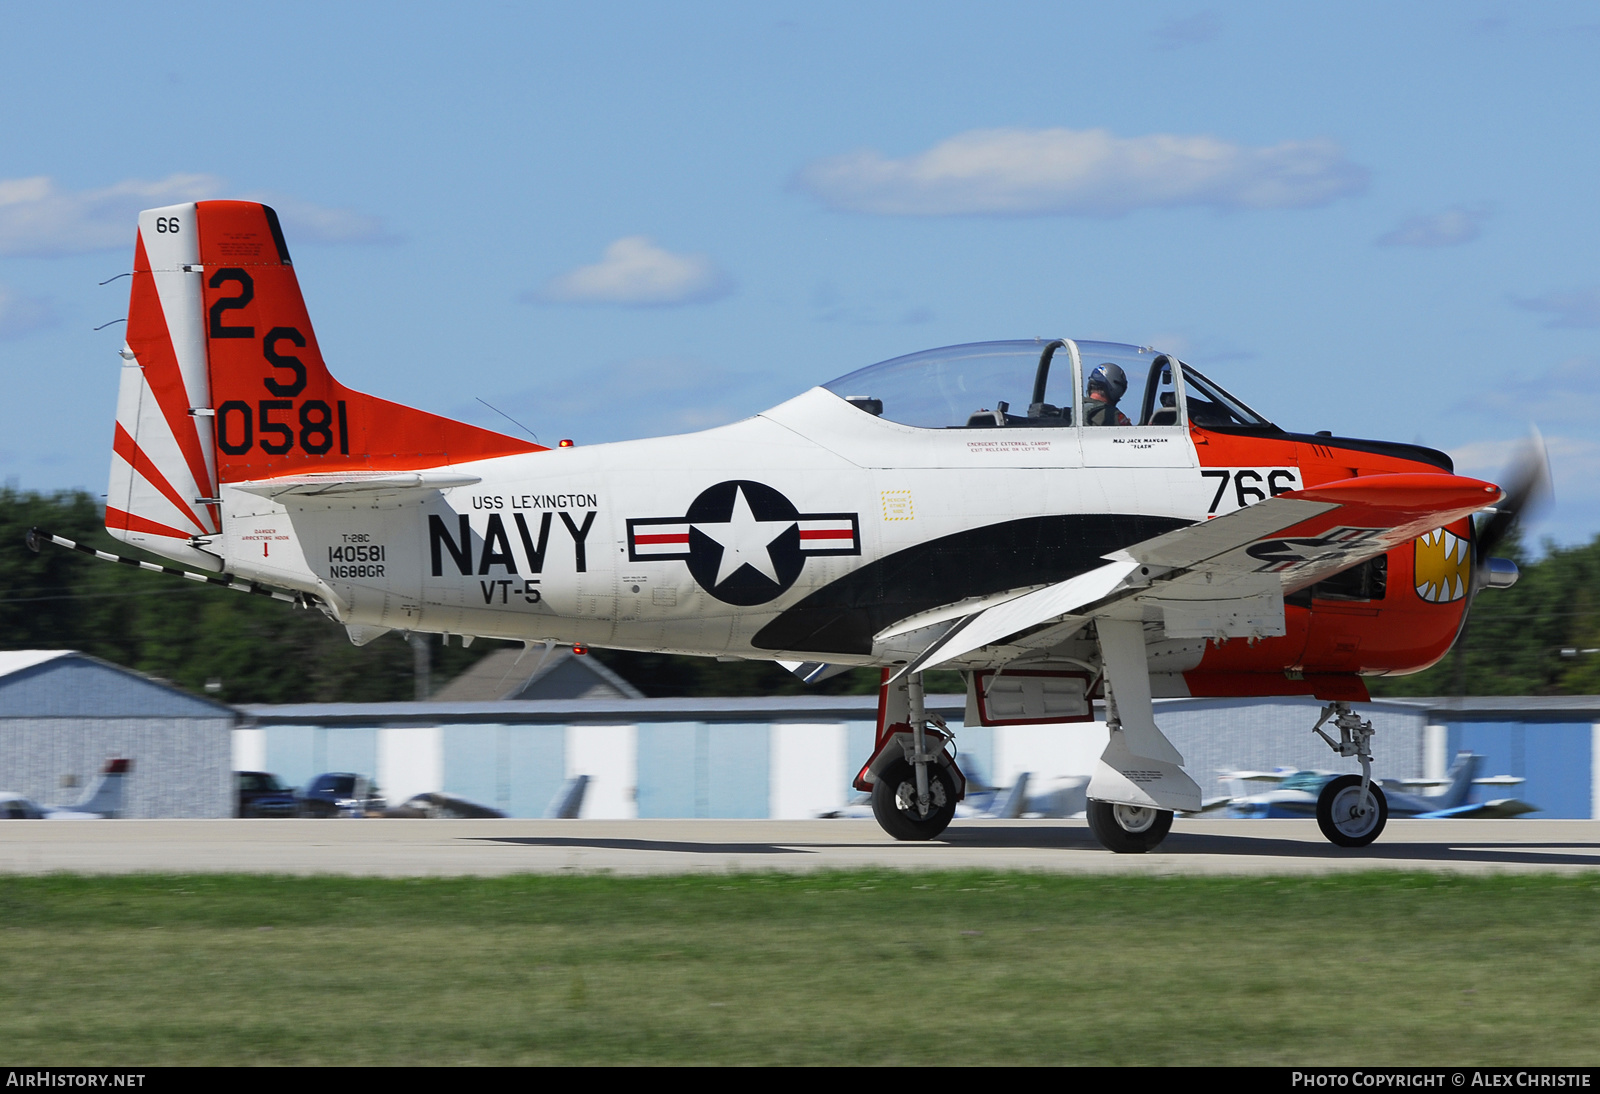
[{"x1": 1085, "y1": 363, "x2": 1131, "y2": 426}]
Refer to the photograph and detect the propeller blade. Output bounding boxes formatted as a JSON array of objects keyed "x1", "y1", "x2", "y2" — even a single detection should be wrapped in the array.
[{"x1": 1477, "y1": 429, "x2": 1552, "y2": 560}]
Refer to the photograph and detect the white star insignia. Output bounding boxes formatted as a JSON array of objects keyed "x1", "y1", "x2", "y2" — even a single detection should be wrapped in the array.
[{"x1": 694, "y1": 485, "x2": 794, "y2": 586}]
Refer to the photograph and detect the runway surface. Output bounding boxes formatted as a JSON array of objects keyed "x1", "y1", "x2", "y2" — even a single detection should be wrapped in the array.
[{"x1": 2, "y1": 817, "x2": 1600, "y2": 875}]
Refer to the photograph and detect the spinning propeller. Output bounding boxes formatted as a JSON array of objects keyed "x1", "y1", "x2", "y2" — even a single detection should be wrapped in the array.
[{"x1": 1475, "y1": 429, "x2": 1552, "y2": 590}]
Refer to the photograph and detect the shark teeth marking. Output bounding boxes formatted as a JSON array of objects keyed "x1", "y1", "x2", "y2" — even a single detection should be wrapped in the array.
[{"x1": 1414, "y1": 527, "x2": 1470, "y2": 603}]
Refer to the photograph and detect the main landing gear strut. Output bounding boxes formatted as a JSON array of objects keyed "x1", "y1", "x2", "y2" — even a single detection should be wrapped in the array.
[
  {"x1": 859, "y1": 671, "x2": 963, "y2": 841},
  {"x1": 1310, "y1": 702, "x2": 1388, "y2": 847},
  {"x1": 1083, "y1": 618, "x2": 1202, "y2": 854}
]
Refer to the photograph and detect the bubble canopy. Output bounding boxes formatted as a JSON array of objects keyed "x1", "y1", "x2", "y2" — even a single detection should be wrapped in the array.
[{"x1": 820, "y1": 339, "x2": 1272, "y2": 430}]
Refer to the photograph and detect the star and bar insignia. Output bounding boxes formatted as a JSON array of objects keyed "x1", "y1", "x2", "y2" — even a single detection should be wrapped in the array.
[{"x1": 627, "y1": 480, "x2": 860, "y2": 605}]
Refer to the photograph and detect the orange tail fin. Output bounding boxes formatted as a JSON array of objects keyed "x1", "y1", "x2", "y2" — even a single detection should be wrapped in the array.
[
  {"x1": 112, "y1": 201, "x2": 541, "y2": 562},
  {"x1": 194, "y1": 200, "x2": 543, "y2": 481}
]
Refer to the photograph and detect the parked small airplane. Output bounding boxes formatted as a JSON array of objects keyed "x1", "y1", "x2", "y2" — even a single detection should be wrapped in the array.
[
  {"x1": 34, "y1": 200, "x2": 1547, "y2": 852},
  {"x1": 0, "y1": 759, "x2": 131, "y2": 819},
  {"x1": 957, "y1": 771, "x2": 1091, "y2": 820},
  {"x1": 1224, "y1": 751, "x2": 1536, "y2": 841},
  {"x1": 384, "y1": 791, "x2": 508, "y2": 819}
]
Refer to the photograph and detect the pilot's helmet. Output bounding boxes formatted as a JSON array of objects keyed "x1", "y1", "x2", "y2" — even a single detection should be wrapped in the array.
[{"x1": 1088, "y1": 362, "x2": 1127, "y2": 401}]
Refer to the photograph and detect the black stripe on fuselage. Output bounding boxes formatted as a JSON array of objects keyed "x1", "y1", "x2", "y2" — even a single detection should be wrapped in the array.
[{"x1": 751, "y1": 512, "x2": 1190, "y2": 656}]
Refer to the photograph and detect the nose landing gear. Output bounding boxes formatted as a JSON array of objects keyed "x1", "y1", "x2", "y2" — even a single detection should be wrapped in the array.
[
  {"x1": 1316, "y1": 774, "x2": 1389, "y2": 847},
  {"x1": 1310, "y1": 702, "x2": 1388, "y2": 847}
]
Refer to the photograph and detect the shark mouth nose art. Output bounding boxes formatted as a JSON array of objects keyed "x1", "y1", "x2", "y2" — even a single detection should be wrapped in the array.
[{"x1": 1414, "y1": 528, "x2": 1470, "y2": 603}]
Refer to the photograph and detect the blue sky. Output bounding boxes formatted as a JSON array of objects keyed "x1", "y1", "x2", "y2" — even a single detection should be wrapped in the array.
[{"x1": 2, "y1": 2, "x2": 1598, "y2": 547}]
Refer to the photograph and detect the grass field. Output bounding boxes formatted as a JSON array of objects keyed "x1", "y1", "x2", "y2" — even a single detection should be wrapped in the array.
[{"x1": 2, "y1": 870, "x2": 1599, "y2": 1065}]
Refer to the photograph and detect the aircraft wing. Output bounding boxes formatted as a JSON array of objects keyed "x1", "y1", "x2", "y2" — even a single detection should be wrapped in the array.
[{"x1": 900, "y1": 473, "x2": 1501, "y2": 676}]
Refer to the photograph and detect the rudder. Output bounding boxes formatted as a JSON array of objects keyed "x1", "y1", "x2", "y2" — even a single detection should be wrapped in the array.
[{"x1": 109, "y1": 202, "x2": 223, "y2": 570}]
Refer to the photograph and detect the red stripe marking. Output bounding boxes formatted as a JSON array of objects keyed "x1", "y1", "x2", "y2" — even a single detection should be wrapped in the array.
[
  {"x1": 634, "y1": 533, "x2": 690, "y2": 545},
  {"x1": 799, "y1": 529, "x2": 853, "y2": 540},
  {"x1": 112, "y1": 422, "x2": 207, "y2": 534},
  {"x1": 105, "y1": 505, "x2": 193, "y2": 540},
  {"x1": 126, "y1": 233, "x2": 218, "y2": 529}
]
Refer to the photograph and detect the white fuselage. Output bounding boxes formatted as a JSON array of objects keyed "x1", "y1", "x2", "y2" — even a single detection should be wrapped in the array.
[{"x1": 210, "y1": 388, "x2": 1298, "y2": 665}]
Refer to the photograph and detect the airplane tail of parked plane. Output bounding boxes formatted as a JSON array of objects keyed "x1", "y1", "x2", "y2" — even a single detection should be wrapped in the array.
[
  {"x1": 1433, "y1": 751, "x2": 1482, "y2": 810},
  {"x1": 543, "y1": 774, "x2": 590, "y2": 819},
  {"x1": 110, "y1": 201, "x2": 541, "y2": 568},
  {"x1": 58, "y1": 758, "x2": 130, "y2": 819}
]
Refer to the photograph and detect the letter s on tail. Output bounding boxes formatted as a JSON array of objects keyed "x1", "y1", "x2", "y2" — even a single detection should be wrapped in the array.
[{"x1": 109, "y1": 201, "x2": 543, "y2": 567}]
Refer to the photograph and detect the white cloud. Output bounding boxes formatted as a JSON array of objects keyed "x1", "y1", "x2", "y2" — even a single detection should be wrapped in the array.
[
  {"x1": 794, "y1": 127, "x2": 1368, "y2": 217},
  {"x1": 0, "y1": 283, "x2": 56, "y2": 339},
  {"x1": 1512, "y1": 289, "x2": 1600, "y2": 329},
  {"x1": 0, "y1": 174, "x2": 219, "y2": 256},
  {"x1": 534, "y1": 237, "x2": 731, "y2": 306},
  {"x1": 240, "y1": 192, "x2": 396, "y2": 245},
  {"x1": 1376, "y1": 205, "x2": 1490, "y2": 247},
  {"x1": 0, "y1": 175, "x2": 393, "y2": 256}
]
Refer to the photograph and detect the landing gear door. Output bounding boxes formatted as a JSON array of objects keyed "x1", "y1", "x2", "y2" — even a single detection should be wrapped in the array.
[{"x1": 1078, "y1": 346, "x2": 1196, "y2": 470}]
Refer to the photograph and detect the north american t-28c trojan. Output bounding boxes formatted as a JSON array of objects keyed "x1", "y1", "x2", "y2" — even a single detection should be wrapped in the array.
[{"x1": 39, "y1": 200, "x2": 1542, "y2": 852}]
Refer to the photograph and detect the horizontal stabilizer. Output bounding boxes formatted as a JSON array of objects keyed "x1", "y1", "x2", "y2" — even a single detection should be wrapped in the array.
[{"x1": 232, "y1": 470, "x2": 482, "y2": 499}]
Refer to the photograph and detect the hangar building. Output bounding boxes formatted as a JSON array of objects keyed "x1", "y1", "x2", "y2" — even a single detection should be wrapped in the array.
[
  {"x1": 233, "y1": 691, "x2": 1600, "y2": 821},
  {"x1": 4, "y1": 646, "x2": 1596, "y2": 821},
  {"x1": 0, "y1": 651, "x2": 235, "y2": 818}
]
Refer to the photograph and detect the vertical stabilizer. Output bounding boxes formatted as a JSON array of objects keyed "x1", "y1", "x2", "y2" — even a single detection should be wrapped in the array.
[
  {"x1": 109, "y1": 201, "x2": 542, "y2": 569},
  {"x1": 63, "y1": 759, "x2": 131, "y2": 818},
  {"x1": 191, "y1": 201, "x2": 541, "y2": 483},
  {"x1": 1438, "y1": 751, "x2": 1482, "y2": 809}
]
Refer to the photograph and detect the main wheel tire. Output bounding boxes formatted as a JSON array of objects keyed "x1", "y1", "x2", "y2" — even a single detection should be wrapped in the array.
[
  {"x1": 871, "y1": 758, "x2": 957, "y2": 841},
  {"x1": 1316, "y1": 775, "x2": 1388, "y2": 847},
  {"x1": 1086, "y1": 799, "x2": 1174, "y2": 853}
]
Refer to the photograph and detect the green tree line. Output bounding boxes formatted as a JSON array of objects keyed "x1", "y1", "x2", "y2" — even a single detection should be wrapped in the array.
[{"x1": 3, "y1": 488, "x2": 1593, "y2": 703}]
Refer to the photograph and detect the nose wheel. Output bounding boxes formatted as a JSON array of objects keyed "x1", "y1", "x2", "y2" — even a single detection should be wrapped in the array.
[
  {"x1": 1316, "y1": 775, "x2": 1388, "y2": 847},
  {"x1": 1309, "y1": 701, "x2": 1389, "y2": 848}
]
